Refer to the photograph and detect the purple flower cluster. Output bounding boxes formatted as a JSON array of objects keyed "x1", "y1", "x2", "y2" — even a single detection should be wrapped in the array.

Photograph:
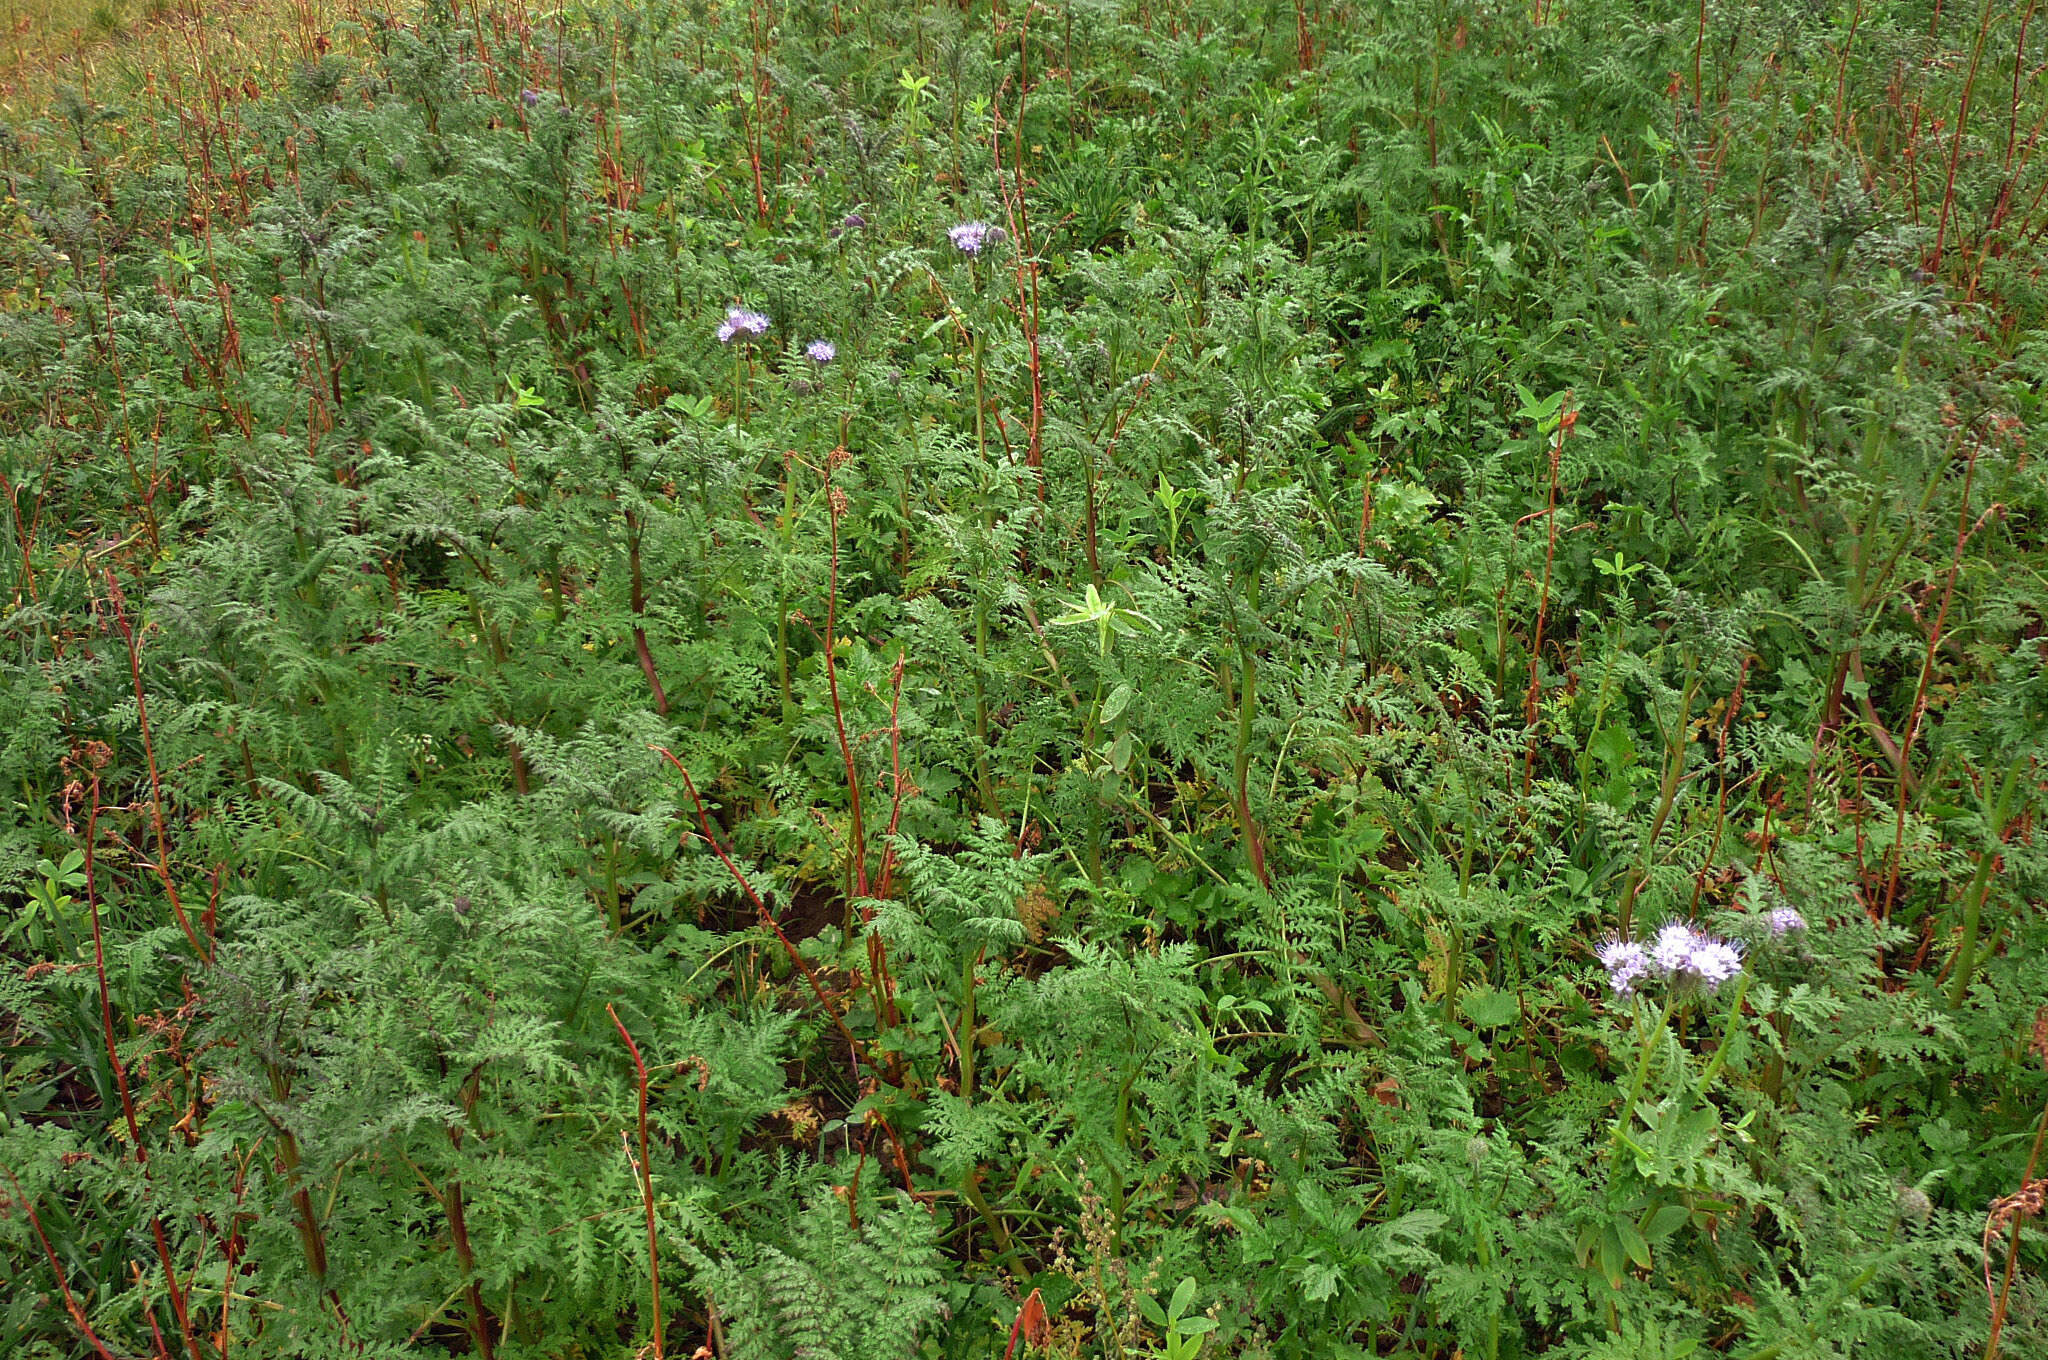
[
  {"x1": 948, "y1": 220, "x2": 1001, "y2": 255},
  {"x1": 717, "y1": 308, "x2": 771, "y2": 344},
  {"x1": 1600, "y1": 922, "x2": 1744, "y2": 998},
  {"x1": 805, "y1": 339, "x2": 837, "y2": 365},
  {"x1": 1596, "y1": 939, "x2": 1654, "y2": 998},
  {"x1": 1765, "y1": 906, "x2": 1807, "y2": 936}
]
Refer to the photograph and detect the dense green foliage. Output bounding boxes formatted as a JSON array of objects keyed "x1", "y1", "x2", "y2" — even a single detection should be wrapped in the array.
[{"x1": 2, "y1": 0, "x2": 2046, "y2": 1354}]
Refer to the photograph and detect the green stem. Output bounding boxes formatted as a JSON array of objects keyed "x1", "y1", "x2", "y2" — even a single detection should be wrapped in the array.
[
  {"x1": 973, "y1": 603, "x2": 996, "y2": 812},
  {"x1": 959, "y1": 947, "x2": 981, "y2": 1099},
  {"x1": 972, "y1": 327, "x2": 987, "y2": 474},
  {"x1": 1612, "y1": 994, "x2": 1675, "y2": 1154},
  {"x1": 1948, "y1": 757, "x2": 2023, "y2": 1009},
  {"x1": 778, "y1": 456, "x2": 799, "y2": 719},
  {"x1": 1692, "y1": 973, "x2": 1751, "y2": 1098},
  {"x1": 1617, "y1": 662, "x2": 1701, "y2": 935},
  {"x1": 1231, "y1": 640, "x2": 1267, "y2": 886}
]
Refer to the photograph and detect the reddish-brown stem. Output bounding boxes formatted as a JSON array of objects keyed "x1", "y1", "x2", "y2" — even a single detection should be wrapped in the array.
[
  {"x1": 2001, "y1": 0, "x2": 2038, "y2": 177},
  {"x1": 1692, "y1": 0, "x2": 1709, "y2": 113},
  {"x1": 3, "y1": 1164, "x2": 123, "y2": 1360},
  {"x1": 869, "y1": 1109, "x2": 918, "y2": 1195},
  {"x1": 1357, "y1": 459, "x2": 1379, "y2": 558},
  {"x1": 1689, "y1": 657, "x2": 1753, "y2": 917},
  {"x1": 739, "y1": 36, "x2": 772, "y2": 224},
  {"x1": 869, "y1": 652, "x2": 909, "y2": 1033},
  {"x1": 148, "y1": 1217, "x2": 202, "y2": 1360},
  {"x1": 84, "y1": 778, "x2": 144, "y2": 1153},
  {"x1": 992, "y1": 67, "x2": 1045, "y2": 474},
  {"x1": 1880, "y1": 454, "x2": 1996, "y2": 923},
  {"x1": 215, "y1": 1152, "x2": 253, "y2": 1357},
  {"x1": 653, "y1": 748, "x2": 874, "y2": 1069},
  {"x1": 1522, "y1": 395, "x2": 1572, "y2": 794},
  {"x1": 1848, "y1": 651, "x2": 1920, "y2": 795},
  {"x1": 823, "y1": 487, "x2": 867, "y2": 898},
  {"x1": 104, "y1": 573, "x2": 209, "y2": 963},
  {"x1": 1970, "y1": 0, "x2": 2043, "y2": 301},
  {"x1": 444, "y1": 1171, "x2": 495, "y2": 1360},
  {"x1": 1831, "y1": 0, "x2": 1862, "y2": 140},
  {"x1": 874, "y1": 651, "x2": 910, "y2": 903},
  {"x1": 626, "y1": 515, "x2": 669, "y2": 716},
  {"x1": 85, "y1": 780, "x2": 204, "y2": 1360},
  {"x1": 1929, "y1": 0, "x2": 1997, "y2": 274},
  {"x1": 1984, "y1": 1089, "x2": 2047, "y2": 1359},
  {"x1": 845, "y1": 1135, "x2": 867, "y2": 1230},
  {"x1": 0, "y1": 467, "x2": 39, "y2": 606},
  {"x1": 607, "y1": 1004, "x2": 664, "y2": 1360}
]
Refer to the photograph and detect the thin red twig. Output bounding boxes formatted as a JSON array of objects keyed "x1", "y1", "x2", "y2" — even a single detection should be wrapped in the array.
[
  {"x1": 653, "y1": 748, "x2": 871, "y2": 1067},
  {"x1": 103, "y1": 573, "x2": 210, "y2": 963},
  {"x1": 823, "y1": 481, "x2": 867, "y2": 898},
  {"x1": 2, "y1": 1164, "x2": 124, "y2": 1360},
  {"x1": 607, "y1": 1005, "x2": 664, "y2": 1360}
]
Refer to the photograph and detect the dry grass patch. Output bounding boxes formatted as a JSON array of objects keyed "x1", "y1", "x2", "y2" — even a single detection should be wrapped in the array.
[{"x1": 1, "y1": 0, "x2": 352, "y2": 114}]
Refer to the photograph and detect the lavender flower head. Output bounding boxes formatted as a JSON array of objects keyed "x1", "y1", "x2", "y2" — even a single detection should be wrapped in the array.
[
  {"x1": 1686, "y1": 937, "x2": 1744, "y2": 991},
  {"x1": 1648, "y1": 922, "x2": 1744, "y2": 992},
  {"x1": 1765, "y1": 906, "x2": 1807, "y2": 936},
  {"x1": 520, "y1": 88, "x2": 541, "y2": 108},
  {"x1": 1649, "y1": 922, "x2": 1704, "y2": 975},
  {"x1": 1604, "y1": 921, "x2": 1746, "y2": 1000},
  {"x1": 830, "y1": 212, "x2": 866, "y2": 239},
  {"x1": 717, "y1": 308, "x2": 771, "y2": 344},
  {"x1": 1597, "y1": 938, "x2": 1653, "y2": 998},
  {"x1": 948, "y1": 220, "x2": 1001, "y2": 255},
  {"x1": 805, "y1": 339, "x2": 836, "y2": 365}
]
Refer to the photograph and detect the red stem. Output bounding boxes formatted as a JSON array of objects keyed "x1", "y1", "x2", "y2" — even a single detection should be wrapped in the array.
[
  {"x1": 86, "y1": 780, "x2": 201, "y2": 1360},
  {"x1": 3, "y1": 1164, "x2": 123, "y2": 1360},
  {"x1": 870, "y1": 653, "x2": 909, "y2": 1031},
  {"x1": 1929, "y1": 0, "x2": 1997, "y2": 274},
  {"x1": 215, "y1": 1153, "x2": 252, "y2": 1357},
  {"x1": 0, "y1": 466, "x2": 39, "y2": 605},
  {"x1": 1880, "y1": 451, "x2": 1996, "y2": 922},
  {"x1": 1985, "y1": 1095, "x2": 2048, "y2": 1359},
  {"x1": 824, "y1": 489, "x2": 867, "y2": 897},
  {"x1": 607, "y1": 1004, "x2": 664, "y2": 1360},
  {"x1": 2002, "y1": 0, "x2": 2038, "y2": 176},
  {"x1": 874, "y1": 651, "x2": 910, "y2": 902},
  {"x1": 1693, "y1": 0, "x2": 1708, "y2": 113},
  {"x1": 84, "y1": 778, "x2": 144, "y2": 1154},
  {"x1": 1521, "y1": 395, "x2": 1571, "y2": 793},
  {"x1": 992, "y1": 66, "x2": 1044, "y2": 474},
  {"x1": 653, "y1": 749, "x2": 874, "y2": 1068},
  {"x1": 104, "y1": 573, "x2": 210, "y2": 963}
]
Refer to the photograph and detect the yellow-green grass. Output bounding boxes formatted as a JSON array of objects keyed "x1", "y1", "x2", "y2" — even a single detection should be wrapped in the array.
[{"x1": 0, "y1": 0, "x2": 344, "y2": 115}]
